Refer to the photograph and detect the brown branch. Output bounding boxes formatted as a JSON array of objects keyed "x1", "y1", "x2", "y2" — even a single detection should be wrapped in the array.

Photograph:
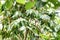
[
  {"x1": 24, "y1": 28, "x2": 29, "y2": 40},
  {"x1": 17, "y1": 34, "x2": 22, "y2": 40}
]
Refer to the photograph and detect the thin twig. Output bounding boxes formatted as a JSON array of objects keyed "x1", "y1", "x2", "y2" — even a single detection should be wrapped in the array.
[{"x1": 24, "y1": 28, "x2": 29, "y2": 40}]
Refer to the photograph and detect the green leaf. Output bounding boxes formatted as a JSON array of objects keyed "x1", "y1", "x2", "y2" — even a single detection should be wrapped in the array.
[
  {"x1": 16, "y1": 0, "x2": 25, "y2": 4},
  {"x1": 0, "y1": 2, "x2": 2, "y2": 13},
  {"x1": 25, "y1": 1, "x2": 36, "y2": 10},
  {"x1": 48, "y1": 0, "x2": 60, "y2": 9},
  {"x1": 4, "y1": 0, "x2": 13, "y2": 10},
  {"x1": 0, "y1": 35, "x2": 2, "y2": 40}
]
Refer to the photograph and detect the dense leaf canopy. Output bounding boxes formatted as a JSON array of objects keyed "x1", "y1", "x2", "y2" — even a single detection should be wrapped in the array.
[{"x1": 0, "y1": 0, "x2": 60, "y2": 40}]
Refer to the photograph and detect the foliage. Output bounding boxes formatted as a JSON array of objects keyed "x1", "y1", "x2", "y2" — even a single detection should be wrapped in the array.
[{"x1": 0, "y1": 0, "x2": 60, "y2": 40}]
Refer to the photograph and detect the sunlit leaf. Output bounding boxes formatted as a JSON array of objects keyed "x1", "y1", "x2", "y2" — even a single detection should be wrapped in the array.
[
  {"x1": 16, "y1": 0, "x2": 25, "y2": 4},
  {"x1": 4, "y1": 0, "x2": 13, "y2": 10},
  {"x1": 25, "y1": 1, "x2": 36, "y2": 10}
]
